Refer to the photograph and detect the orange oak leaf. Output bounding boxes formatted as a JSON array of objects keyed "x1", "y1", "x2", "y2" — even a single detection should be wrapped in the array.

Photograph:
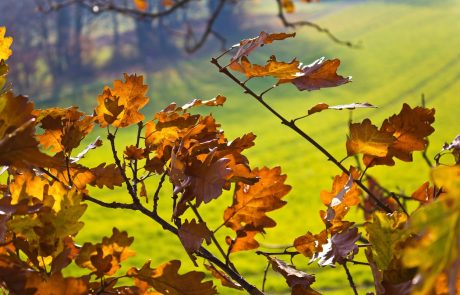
[
  {"x1": 162, "y1": 0, "x2": 175, "y2": 7},
  {"x1": 233, "y1": 56, "x2": 303, "y2": 80},
  {"x1": 124, "y1": 145, "x2": 145, "y2": 160},
  {"x1": 90, "y1": 163, "x2": 124, "y2": 189},
  {"x1": 411, "y1": 181, "x2": 435, "y2": 204},
  {"x1": 75, "y1": 228, "x2": 135, "y2": 278},
  {"x1": 347, "y1": 119, "x2": 395, "y2": 158},
  {"x1": 269, "y1": 257, "x2": 321, "y2": 295},
  {"x1": 280, "y1": 57, "x2": 351, "y2": 91},
  {"x1": 0, "y1": 27, "x2": 13, "y2": 61},
  {"x1": 320, "y1": 167, "x2": 362, "y2": 208},
  {"x1": 0, "y1": 92, "x2": 57, "y2": 167},
  {"x1": 133, "y1": 0, "x2": 148, "y2": 11},
  {"x1": 127, "y1": 260, "x2": 217, "y2": 295},
  {"x1": 24, "y1": 272, "x2": 89, "y2": 295},
  {"x1": 223, "y1": 166, "x2": 291, "y2": 252},
  {"x1": 34, "y1": 107, "x2": 94, "y2": 153},
  {"x1": 95, "y1": 74, "x2": 149, "y2": 128},
  {"x1": 204, "y1": 263, "x2": 242, "y2": 290},
  {"x1": 225, "y1": 228, "x2": 259, "y2": 253},
  {"x1": 178, "y1": 219, "x2": 212, "y2": 257},
  {"x1": 293, "y1": 230, "x2": 328, "y2": 258},
  {"x1": 230, "y1": 31, "x2": 296, "y2": 66},
  {"x1": 364, "y1": 104, "x2": 435, "y2": 166}
]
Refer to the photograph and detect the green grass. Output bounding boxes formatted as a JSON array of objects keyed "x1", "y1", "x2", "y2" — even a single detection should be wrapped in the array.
[{"x1": 54, "y1": 1, "x2": 460, "y2": 293}]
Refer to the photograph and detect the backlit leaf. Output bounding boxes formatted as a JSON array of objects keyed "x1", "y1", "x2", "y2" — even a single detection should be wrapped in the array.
[
  {"x1": 230, "y1": 31, "x2": 296, "y2": 65},
  {"x1": 347, "y1": 119, "x2": 395, "y2": 158},
  {"x1": 204, "y1": 263, "x2": 242, "y2": 290},
  {"x1": 133, "y1": 0, "x2": 148, "y2": 11},
  {"x1": 95, "y1": 74, "x2": 149, "y2": 128},
  {"x1": 282, "y1": 0, "x2": 295, "y2": 13},
  {"x1": 0, "y1": 27, "x2": 13, "y2": 61},
  {"x1": 234, "y1": 56, "x2": 303, "y2": 80},
  {"x1": 280, "y1": 57, "x2": 351, "y2": 91},
  {"x1": 223, "y1": 166, "x2": 291, "y2": 252}
]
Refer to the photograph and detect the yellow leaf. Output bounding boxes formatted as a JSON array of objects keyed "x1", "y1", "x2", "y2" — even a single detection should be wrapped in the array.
[
  {"x1": 0, "y1": 27, "x2": 13, "y2": 61},
  {"x1": 347, "y1": 118, "x2": 395, "y2": 157}
]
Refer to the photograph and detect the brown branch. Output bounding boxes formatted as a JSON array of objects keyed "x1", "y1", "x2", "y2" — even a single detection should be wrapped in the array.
[
  {"x1": 275, "y1": 0, "x2": 357, "y2": 48},
  {"x1": 153, "y1": 171, "x2": 167, "y2": 214},
  {"x1": 184, "y1": 0, "x2": 228, "y2": 53},
  {"x1": 82, "y1": 194, "x2": 138, "y2": 210},
  {"x1": 38, "y1": 0, "x2": 194, "y2": 19},
  {"x1": 262, "y1": 260, "x2": 271, "y2": 292},
  {"x1": 210, "y1": 58, "x2": 392, "y2": 213},
  {"x1": 343, "y1": 262, "x2": 358, "y2": 295}
]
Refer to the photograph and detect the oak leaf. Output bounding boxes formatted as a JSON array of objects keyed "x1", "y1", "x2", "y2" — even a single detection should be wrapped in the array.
[
  {"x1": 311, "y1": 227, "x2": 360, "y2": 267},
  {"x1": 230, "y1": 31, "x2": 296, "y2": 66},
  {"x1": 95, "y1": 74, "x2": 149, "y2": 128},
  {"x1": 0, "y1": 27, "x2": 13, "y2": 61},
  {"x1": 281, "y1": 57, "x2": 351, "y2": 91},
  {"x1": 294, "y1": 230, "x2": 328, "y2": 258},
  {"x1": 0, "y1": 92, "x2": 57, "y2": 167},
  {"x1": 127, "y1": 260, "x2": 217, "y2": 295},
  {"x1": 347, "y1": 119, "x2": 395, "y2": 158},
  {"x1": 234, "y1": 56, "x2": 303, "y2": 80},
  {"x1": 364, "y1": 104, "x2": 435, "y2": 166},
  {"x1": 76, "y1": 228, "x2": 135, "y2": 278},
  {"x1": 441, "y1": 133, "x2": 460, "y2": 164},
  {"x1": 223, "y1": 166, "x2": 291, "y2": 252},
  {"x1": 124, "y1": 145, "x2": 145, "y2": 160},
  {"x1": 71, "y1": 137, "x2": 102, "y2": 163},
  {"x1": 411, "y1": 181, "x2": 434, "y2": 203},
  {"x1": 178, "y1": 219, "x2": 212, "y2": 257},
  {"x1": 270, "y1": 256, "x2": 315, "y2": 286},
  {"x1": 90, "y1": 163, "x2": 124, "y2": 189}
]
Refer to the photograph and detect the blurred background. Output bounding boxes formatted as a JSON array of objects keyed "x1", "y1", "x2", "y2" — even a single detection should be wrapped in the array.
[{"x1": 2, "y1": 0, "x2": 460, "y2": 293}]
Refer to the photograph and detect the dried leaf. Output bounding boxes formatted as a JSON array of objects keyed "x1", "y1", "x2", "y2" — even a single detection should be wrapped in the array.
[
  {"x1": 411, "y1": 181, "x2": 434, "y2": 203},
  {"x1": 234, "y1": 56, "x2": 303, "y2": 80},
  {"x1": 230, "y1": 31, "x2": 296, "y2": 65},
  {"x1": 90, "y1": 163, "x2": 124, "y2": 189},
  {"x1": 307, "y1": 103, "x2": 329, "y2": 115},
  {"x1": 124, "y1": 145, "x2": 145, "y2": 160},
  {"x1": 441, "y1": 134, "x2": 460, "y2": 164},
  {"x1": 294, "y1": 230, "x2": 328, "y2": 258},
  {"x1": 180, "y1": 95, "x2": 226, "y2": 110},
  {"x1": 311, "y1": 227, "x2": 360, "y2": 267},
  {"x1": 0, "y1": 92, "x2": 57, "y2": 167},
  {"x1": 76, "y1": 228, "x2": 135, "y2": 278},
  {"x1": 269, "y1": 257, "x2": 316, "y2": 288},
  {"x1": 224, "y1": 166, "x2": 291, "y2": 252},
  {"x1": 178, "y1": 219, "x2": 212, "y2": 257},
  {"x1": 281, "y1": 57, "x2": 351, "y2": 91},
  {"x1": 364, "y1": 104, "x2": 435, "y2": 166},
  {"x1": 347, "y1": 119, "x2": 395, "y2": 158}
]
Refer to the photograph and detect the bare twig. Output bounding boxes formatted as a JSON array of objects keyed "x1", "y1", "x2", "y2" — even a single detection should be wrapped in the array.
[
  {"x1": 262, "y1": 260, "x2": 271, "y2": 292},
  {"x1": 275, "y1": 0, "x2": 357, "y2": 48},
  {"x1": 343, "y1": 262, "x2": 358, "y2": 295},
  {"x1": 153, "y1": 171, "x2": 167, "y2": 214}
]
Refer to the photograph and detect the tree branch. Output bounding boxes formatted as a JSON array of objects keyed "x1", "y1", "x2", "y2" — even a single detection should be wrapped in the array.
[
  {"x1": 275, "y1": 0, "x2": 357, "y2": 48},
  {"x1": 210, "y1": 57, "x2": 392, "y2": 213}
]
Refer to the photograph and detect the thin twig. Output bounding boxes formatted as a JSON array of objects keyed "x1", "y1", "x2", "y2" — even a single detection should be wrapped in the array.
[
  {"x1": 262, "y1": 260, "x2": 271, "y2": 292},
  {"x1": 153, "y1": 171, "x2": 167, "y2": 214},
  {"x1": 275, "y1": 0, "x2": 357, "y2": 48},
  {"x1": 343, "y1": 262, "x2": 358, "y2": 295}
]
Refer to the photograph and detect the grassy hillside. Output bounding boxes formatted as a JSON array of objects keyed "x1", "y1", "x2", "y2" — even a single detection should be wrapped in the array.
[{"x1": 56, "y1": 1, "x2": 460, "y2": 293}]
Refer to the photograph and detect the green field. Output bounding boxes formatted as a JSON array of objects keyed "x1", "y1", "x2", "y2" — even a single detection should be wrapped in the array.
[{"x1": 52, "y1": 1, "x2": 460, "y2": 293}]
